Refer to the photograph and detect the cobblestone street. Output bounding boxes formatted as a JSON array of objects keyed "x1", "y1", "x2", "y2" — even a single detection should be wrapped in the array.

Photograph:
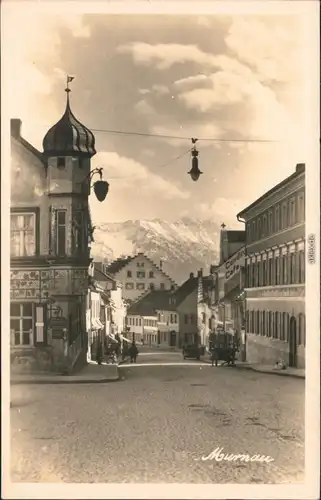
[{"x1": 10, "y1": 353, "x2": 304, "y2": 484}]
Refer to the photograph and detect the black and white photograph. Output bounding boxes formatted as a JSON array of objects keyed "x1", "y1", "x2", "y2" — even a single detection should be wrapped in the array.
[{"x1": 2, "y1": 1, "x2": 320, "y2": 499}]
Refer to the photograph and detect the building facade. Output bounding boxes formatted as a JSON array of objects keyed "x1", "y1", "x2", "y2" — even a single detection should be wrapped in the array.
[
  {"x1": 103, "y1": 253, "x2": 176, "y2": 302},
  {"x1": 237, "y1": 163, "x2": 306, "y2": 368},
  {"x1": 10, "y1": 90, "x2": 95, "y2": 374}
]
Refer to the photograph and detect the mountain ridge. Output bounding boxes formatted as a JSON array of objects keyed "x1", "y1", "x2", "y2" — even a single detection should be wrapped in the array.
[{"x1": 90, "y1": 217, "x2": 220, "y2": 284}]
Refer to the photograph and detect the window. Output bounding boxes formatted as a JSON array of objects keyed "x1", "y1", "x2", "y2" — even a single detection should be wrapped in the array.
[
  {"x1": 257, "y1": 218, "x2": 261, "y2": 240},
  {"x1": 262, "y1": 259, "x2": 267, "y2": 286},
  {"x1": 281, "y1": 202, "x2": 288, "y2": 230},
  {"x1": 274, "y1": 205, "x2": 280, "y2": 232},
  {"x1": 137, "y1": 262, "x2": 145, "y2": 268},
  {"x1": 11, "y1": 212, "x2": 37, "y2": 257},
  {"x1": 299, "y1": 314, "x2": 305, "y2": 346},
  {"x1": 252, "y1": 220, "x2": 256, "y2": 240},
  {"x1": 136, "y1": 283, "x2": 145, "y2": 290},
  {"x1": 127, "y1": 271, "x2": 132, "y2": 278},
  {"x1": 297, "y1": 192, "x2": 305, "y2": 222},
  {"x1": 288, "y1": 252, "x2": 295, "y2": 284},
  {"x1": 289, "y1": 197, "x2": 296, "y2": 226},
  {"x1": 160, "y1": 283, "x2": 165, "y2": 290},
  {"x1": 72, "y1": 211, "x2": 85, "y2": 253},
  {"x1": 57, "y1": 157, "x2": 66, "y2": 168},
  {"x1": 149, "y1": 271, "x2": 154, "y2": 278},
  {"x1": 135, "y1": 318, "x2": 138, "y2": 326},
  {"x1": 262, "y1": 311, "x2": 266, "y2": 336},
  {"x1": 268, "y1": 210, "x2": 274, "y2": 235},
  {"x1": 275, "y1": 256, "x2": 280, "y2": 285},
  {"x1": 268, "y1": 258, "x2": 274, "y2": 286},
  {"x1": 125, "y1": 283, "x2": 134, "y2": 290},
  {"x1": 262, "y1": 215, "x2": 267, "y2": 238},
  {"x1": 149, "y1": 283, "x2": 155, "y2": 290},
  {"x1": 10, "y1": 302, "x2": 35, "y2": 346},
  {"x1": 256, "y1": 311, "x2": 260, "y2": 335},
  {"x1": 137, "y1": 271, "x2": 146, "y2": 278},
  {"x1": 56, "y1": 210, "x2": 66, "y2": 256},
  {"x1": 267, "y1": 311, "x2": 272, "y2": 338},
  {"x1": 299, "y1": 251, "x2": 305, "y2": 283},
  {"x1": 282, "y1": 254, "x2": 288, "y2": 285}
]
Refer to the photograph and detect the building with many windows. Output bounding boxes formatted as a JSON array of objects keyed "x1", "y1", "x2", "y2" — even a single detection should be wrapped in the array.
[
  {"x1": 237, "y1": 163, "x2": 305, "y2": 368},
  {"x1": 103, "y1": 253, "x2": 176, "y2": 302},
  {"x1": 126, "y1": 290, "x2": 178, "y2": 346},
  {"x1": 10, "y1": 89, "x2": 95, "y2": 373}
]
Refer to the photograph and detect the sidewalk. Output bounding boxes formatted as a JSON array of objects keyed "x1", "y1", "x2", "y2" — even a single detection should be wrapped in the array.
[
  {"x1": 10, "y1": 362, "x2": 119, "y2": 385},
  {"x1": 201, "y1": 356, "x2": 305, "y2": 379}
]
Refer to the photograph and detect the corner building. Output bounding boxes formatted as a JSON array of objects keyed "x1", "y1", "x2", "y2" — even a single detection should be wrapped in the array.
[
  {"x1": 10, "y1": 90, "x2": 96, "y2": 373},
  {"x1": 237, "y1": 164, "x2": 305, "y2": 369}
]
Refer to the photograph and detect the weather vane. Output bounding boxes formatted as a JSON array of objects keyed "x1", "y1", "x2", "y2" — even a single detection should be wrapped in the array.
[{"x1": 65, "y1": 75, "x2": 75, "y2": 94}]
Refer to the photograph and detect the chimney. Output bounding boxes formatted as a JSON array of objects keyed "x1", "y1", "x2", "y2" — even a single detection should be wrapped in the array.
[
  {"x1": 295, "y1": 163, "x2": 305, "y2": 174},
  {"x1": 189, "y1": 272, "x2": 194, "y2": 279},
  {"x1": 197, "y1": 268, "x2": 203, "y2": 278},
  {"x1": 11, "y1": 119, "x2": 22, "y2": 139}
]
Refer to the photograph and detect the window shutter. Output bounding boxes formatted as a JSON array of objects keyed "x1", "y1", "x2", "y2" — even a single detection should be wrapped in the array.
[{"x1": 34, "y1": 304, "x2": 47, "y2": 344}]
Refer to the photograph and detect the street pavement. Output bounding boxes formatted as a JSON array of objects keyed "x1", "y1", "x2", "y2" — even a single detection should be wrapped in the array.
[{"x1": 10, "y1": 350, "x2": 304, "y2": 484}]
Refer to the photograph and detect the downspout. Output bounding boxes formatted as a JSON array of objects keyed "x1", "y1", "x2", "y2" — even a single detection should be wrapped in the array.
[{"x1": 237, "y1": 213, "x2": 247, "y2": 361}]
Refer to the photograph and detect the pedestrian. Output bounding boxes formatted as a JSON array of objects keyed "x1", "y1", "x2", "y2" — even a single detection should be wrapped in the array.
[{"x1": 129, "y1": 341, "x2": 138, "y2": 363}]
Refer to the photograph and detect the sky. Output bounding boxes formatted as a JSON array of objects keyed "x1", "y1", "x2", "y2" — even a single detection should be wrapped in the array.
[{"x1": 3, "y1": 2, "x2": 317, "y2": 228}]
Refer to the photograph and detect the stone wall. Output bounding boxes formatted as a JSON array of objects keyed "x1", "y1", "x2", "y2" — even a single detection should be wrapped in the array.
[{"x1": 246, "y1": 333, "x2": 305, "y2": 369}]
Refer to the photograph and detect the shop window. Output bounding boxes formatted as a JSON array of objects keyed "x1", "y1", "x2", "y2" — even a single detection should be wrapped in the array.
[{"x1": 11, "y1": 211, "x2": 37, "y2": 257}]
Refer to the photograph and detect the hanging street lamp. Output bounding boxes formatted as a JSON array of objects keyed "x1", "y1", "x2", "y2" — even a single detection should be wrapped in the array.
[
  {"x1": 188, "y1": 138, "x2": 203, "y2": 181},
  {"x1": 83, "y1": 167, "x2": 109, "y2": 202}
]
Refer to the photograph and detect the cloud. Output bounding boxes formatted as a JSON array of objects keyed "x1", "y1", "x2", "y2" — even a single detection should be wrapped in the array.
[
  {"x1": 152, "y1": 84, "x2": 170, "y2": 95},
  {"x1": 174, "y1": 74, "x2": 209, "y2": 89},
  {"x1": 117, "y1": 42, "x2": 217, "y2": 70},
  {"x1": 198, "y1": 198, "x2": 246, "y2": 227},
  {"x1": 134, "y1": 99, "x2": 156, "y2": 116},
  {"x1": 92, "y1": 151, "x2": 190, "y2": 200},
  {"x1": 3, "y1": 8, "x2": 91, "y2": 148},
  {"x1": 138, "y1": 88, "x2": 150, "y2": 95}
]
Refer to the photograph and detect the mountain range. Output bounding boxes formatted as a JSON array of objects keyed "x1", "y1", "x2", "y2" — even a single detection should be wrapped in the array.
[{"x1": 90, "y1": 217, "x2": 220, "y2": 284}]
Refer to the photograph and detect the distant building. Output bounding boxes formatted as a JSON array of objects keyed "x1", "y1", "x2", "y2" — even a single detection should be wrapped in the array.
[
  {"x1": 126, "y1": 290, "x2": 178, "y2": 346},
  {"x1": 173, "y1": 270, "x2": 215, "y2": 348},
  {"x1": 103, "y1": 253, "x2": 176, "y2": 302},
  {"x1": 10, "y1": 88, "x2": 95, "y2": 373},
  {"x1": 219, "y1": 229, "x2": 246, "y2": 264},
  {"x1": 237, "y1": 163, "x2": 305, "y2": 368}
]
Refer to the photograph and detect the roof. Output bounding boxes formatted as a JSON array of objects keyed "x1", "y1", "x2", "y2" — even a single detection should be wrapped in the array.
[
  {"x1": 225, "y1": 230, "x2": 246, "y2": 243},
  {"x1": 105, "y1": 253, "x2": 176, "y2": 285},
  {"x1": 42, "y1": 93, "x2": 96, "y2": 157},
  {"x1": 173, "y1": 275, "x2": 214, "y2": 306},
  {"x1": 12, "y1": 134, "x2": 44, "y2": 163},
  {"x1": 104, "y1": 256, "x2": 134, "y2": 275},
  {"x1": 237, "y1": 164, "x2": 305, "y2": 219},
  {"x1": 127, "y1": 290, "x2": 176, "y2": 316},
  {"x1": 93, "y1": 267, "x2": 115, "y2": 282}
]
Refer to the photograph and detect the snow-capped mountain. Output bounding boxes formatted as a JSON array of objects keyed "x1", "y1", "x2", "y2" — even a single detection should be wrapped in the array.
[{"x1": 90, "y1": 217, "x2": 220, "y2": 284}]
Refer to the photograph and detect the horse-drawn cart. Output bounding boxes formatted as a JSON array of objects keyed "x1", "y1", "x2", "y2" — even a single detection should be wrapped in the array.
[{"x1": 209, "y1": 331, "x2": 239, "y2": 366}]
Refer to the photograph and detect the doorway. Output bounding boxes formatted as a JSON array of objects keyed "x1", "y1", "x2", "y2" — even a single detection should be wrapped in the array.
[{"x1": 289, "y1": 316, "x2": 297, "y2": 367}]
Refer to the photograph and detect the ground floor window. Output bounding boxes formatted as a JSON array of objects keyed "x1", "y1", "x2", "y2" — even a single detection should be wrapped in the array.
[{"x1": 10, "y1": 302, "x2": 34, "y2": 346}]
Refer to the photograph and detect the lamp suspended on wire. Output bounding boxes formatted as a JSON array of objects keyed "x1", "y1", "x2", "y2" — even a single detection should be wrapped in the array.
[{"x1": 188, "y1": 138, "x2": 203, "y2": 181}]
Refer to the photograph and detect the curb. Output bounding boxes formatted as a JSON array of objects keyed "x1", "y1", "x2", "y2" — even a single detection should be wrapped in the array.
[{"x1": 232, "y1": 364, "x2": 305, "y2": 379}]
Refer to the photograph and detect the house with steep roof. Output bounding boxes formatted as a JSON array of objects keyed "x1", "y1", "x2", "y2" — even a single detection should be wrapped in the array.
[
  {"x1": 102, "y1": 253, "x2": 177, "y2": 303},
  {"x1": 172, "y1": 269, "x2": 216, "y2": 348},
  {"x1": 219, "y1": 229, "x2": 245, "y2": 264},
  {"x1": 126, "y1": 290, "x2": 179, "y2": 346}
]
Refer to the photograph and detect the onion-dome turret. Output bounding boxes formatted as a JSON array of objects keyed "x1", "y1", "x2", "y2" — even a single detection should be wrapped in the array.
[{"x1": 42, "y1": 77, "x2": 96, "y2": 158}]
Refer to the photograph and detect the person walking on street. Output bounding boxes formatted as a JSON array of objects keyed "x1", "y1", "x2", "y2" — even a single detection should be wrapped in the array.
[{"x1": 129, "y1": 341, "x2": 138, "y2": 363}]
